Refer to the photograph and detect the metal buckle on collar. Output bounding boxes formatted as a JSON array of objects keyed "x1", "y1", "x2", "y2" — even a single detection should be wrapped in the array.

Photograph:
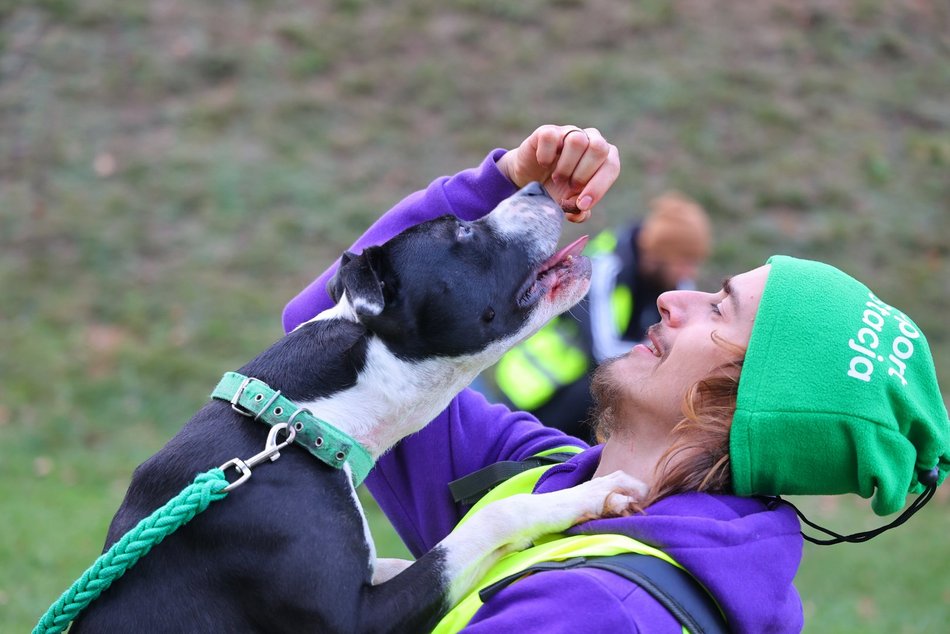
[
  {"x1": 219, "y1": 423, "x2": 297, "y2": 492},
  {"x1": 230, "y1": 376, "x2": 255, "y2": 416}
]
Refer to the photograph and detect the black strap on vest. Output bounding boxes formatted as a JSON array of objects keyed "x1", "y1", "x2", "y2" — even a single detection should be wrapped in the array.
[
  {"x1": 447, "y1": 452, "x2": 579, "y2": 506},
  {"x1": 478, "y1": 553, "x2": 730, "y2": 634}
]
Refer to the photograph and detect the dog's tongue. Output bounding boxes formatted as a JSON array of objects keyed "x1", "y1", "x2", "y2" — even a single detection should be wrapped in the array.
[{"x1": 542, "y1": 235, "x2": 589, "y2": 269}]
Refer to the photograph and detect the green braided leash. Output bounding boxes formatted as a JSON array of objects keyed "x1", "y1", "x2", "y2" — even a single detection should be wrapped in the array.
[
  {"x1": 33, "y1": 377, "x2": 342, "y2": 631},
  {"x1": 33, "y1": 469, "x2": 229, "y2": 634}
]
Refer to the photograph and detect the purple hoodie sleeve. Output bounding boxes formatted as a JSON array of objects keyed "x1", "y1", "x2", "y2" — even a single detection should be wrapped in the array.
[{"x1": 281, "y1": 150, "x2": 586, "y2": 556}]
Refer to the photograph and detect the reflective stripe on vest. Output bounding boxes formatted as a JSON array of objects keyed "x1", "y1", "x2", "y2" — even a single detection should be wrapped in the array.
[
  {"x1": 432, "y1": 453, "x2": 691, "y2": 634},
  {"x1": 611, "y1": 283, "x2": 633, "y2": 334},
  {"x1": 587, "y1": 229, "x2": 618, "y2": 255}
]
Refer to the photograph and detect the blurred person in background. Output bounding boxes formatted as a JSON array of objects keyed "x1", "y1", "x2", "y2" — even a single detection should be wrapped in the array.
[{"x1": 481, "y1": 192, "x2": 712, "y2": 441}]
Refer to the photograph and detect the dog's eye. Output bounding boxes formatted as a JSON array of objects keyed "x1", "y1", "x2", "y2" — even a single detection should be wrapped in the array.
[
  {"x1": 482, "y1": 307, "x2": 495, "y2": 322},
  {"x1": 457, "y1": 223, "x2": 474, "y2": 240}
]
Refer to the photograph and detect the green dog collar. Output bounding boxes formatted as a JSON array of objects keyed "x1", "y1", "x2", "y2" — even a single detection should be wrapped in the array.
[{"x1": 211, "y1": 372, "x2": 375, "y2": 487}]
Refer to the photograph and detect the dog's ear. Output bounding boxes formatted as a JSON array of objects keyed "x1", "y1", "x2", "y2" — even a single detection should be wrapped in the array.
[
  {"x1": 328, "y1": 247, "x2": 387, "y2": 318},
  {"x1": 326, "y1": 251, "x2": 358, "y2": 304}
]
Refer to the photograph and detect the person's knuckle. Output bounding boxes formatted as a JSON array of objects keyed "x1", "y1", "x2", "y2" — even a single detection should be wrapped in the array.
[
  {"x1": 537, "y1": 125, "x2": 559, "y2": 141},
  {"x1": 587, "y1": 137, "x2": 610, "y2": 157},
  {"x1": 564, "y1": 131, "x2": 588, "y2": 150},
  {"x1": 605, "y1": 146, "x2": 621, "y2": 171}
]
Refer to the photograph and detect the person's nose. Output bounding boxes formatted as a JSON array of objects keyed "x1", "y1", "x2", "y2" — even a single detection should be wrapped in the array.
[
  {"x1": 657, "y1": 289, "x2": 705, "y2": 328},
  {"x1": 657, "y1": 290, "x2": 684, "y2": 328}
]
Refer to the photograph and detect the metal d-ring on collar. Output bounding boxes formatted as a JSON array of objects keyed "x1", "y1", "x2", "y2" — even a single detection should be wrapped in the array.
[{"x1": 211, "y1": 372, "x2": 375, "y2": 487}]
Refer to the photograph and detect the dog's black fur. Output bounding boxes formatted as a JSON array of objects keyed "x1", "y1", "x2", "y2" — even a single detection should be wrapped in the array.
[{"x1": 69, "y1": 183, "x2": 592, "y2": 633}]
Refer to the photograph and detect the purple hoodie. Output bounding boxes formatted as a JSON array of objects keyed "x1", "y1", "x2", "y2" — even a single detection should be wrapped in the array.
[{"x1": 283, "y1": 151, "x2": 805, "y2": 633}]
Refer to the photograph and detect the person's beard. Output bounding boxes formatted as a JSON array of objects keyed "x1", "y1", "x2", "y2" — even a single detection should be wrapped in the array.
[{"x1": 589, "y1": 357, "x2": 626, "y2": 443}]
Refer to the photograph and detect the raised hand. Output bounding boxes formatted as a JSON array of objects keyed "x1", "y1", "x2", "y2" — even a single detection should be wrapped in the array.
[{"x1": 497, "y1": 124, "x2": 621, "y2": 223}]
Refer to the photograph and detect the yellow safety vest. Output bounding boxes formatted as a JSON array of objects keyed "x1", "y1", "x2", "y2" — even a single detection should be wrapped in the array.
[
  {"x1": 432, "y1": 448, "x2": 694, "y2": 634},
  {"x1": 493, "y1": 318, "x2": 589, "y2": 410}
]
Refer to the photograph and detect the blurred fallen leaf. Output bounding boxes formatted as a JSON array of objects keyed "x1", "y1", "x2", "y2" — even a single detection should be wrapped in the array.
[
  {"x1": 33, "y1": 456, "x2": 54, "y2": 478},
  {"x1": 93, "y1": 152, "x2": 117, "y2": 177},
  {"x1": 856, "y1": 596, "x2": 877, "y2": 621},
  {"x1": 84, "y1": 323, "x2": 130, "y2": 378}
]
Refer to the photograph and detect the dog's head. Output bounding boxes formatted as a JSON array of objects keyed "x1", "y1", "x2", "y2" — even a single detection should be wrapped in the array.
[{"x1": 327, "y1": 182, "x2": 591, "y2": 364}]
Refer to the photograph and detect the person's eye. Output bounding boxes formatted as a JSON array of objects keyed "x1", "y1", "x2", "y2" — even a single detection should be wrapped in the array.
[{"x1": 711, "y1": 302, "x2": 723, "y2": 316}]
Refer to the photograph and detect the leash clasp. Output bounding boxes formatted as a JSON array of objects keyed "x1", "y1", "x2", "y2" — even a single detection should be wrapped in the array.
[{"x1": 219, "y1": 423, "x2": 297, "y2": 492}]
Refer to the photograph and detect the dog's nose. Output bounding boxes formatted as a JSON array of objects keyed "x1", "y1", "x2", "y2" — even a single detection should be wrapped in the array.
[{"x1": 520, "y1": 181, "x2": 551, "y2": 199}]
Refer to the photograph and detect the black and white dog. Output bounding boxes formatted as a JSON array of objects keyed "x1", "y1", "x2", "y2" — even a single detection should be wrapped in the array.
[{"x1": 71, "y1": 182, "x2": 644, "y2": 633}]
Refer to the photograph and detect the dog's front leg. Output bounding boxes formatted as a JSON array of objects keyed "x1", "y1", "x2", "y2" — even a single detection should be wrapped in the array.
[{"x1": 437, "y1": 470, "x2": 647, "y2": 606}]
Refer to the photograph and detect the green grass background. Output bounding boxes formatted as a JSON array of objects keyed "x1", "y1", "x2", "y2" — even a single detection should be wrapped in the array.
[{"x1": 2, "y1": 1, "x2": 948, "y2": 631}]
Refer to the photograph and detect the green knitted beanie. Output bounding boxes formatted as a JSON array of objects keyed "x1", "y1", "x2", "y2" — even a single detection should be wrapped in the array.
[{"x1": 731, "y1": 255, "x2": 950, "y2": 516}]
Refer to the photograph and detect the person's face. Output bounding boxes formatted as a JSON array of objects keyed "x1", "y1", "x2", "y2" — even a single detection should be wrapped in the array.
[{"x1": 593, "y1": 264, "x2": 771, "y2": 431}]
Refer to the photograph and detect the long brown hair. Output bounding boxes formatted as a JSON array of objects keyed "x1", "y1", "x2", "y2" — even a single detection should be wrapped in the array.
[{"x1": 640, "y1": 361, "x2": 743, "y2": 508}]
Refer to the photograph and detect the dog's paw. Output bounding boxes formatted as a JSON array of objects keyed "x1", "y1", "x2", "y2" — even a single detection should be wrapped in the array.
[
  {"x1": 509, "y1": 470, "x2": 649, "y2": 537},
  {"x1": 585, "y1": 471, "x2": 649, "y2": 519},
  {"x1": 561, "y1": 470, "x2": 649, "y2": 522}
]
